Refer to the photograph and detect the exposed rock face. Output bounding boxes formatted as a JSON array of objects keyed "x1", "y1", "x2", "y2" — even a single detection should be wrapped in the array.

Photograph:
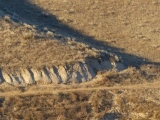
[{"x1": 0, "y1": 56, "x2": 125, "y2": 85}]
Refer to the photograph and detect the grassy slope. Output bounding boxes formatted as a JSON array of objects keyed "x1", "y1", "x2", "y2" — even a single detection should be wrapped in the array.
[
  {"x1": 0, "y1": 18, "x2": 99, "y2": 70},
  {"x1": 30, "y1": 0, "x2": 160, "y2": 62},
  {"x1": 0, "y1": 0, "x2": 160, "y2": 119}
]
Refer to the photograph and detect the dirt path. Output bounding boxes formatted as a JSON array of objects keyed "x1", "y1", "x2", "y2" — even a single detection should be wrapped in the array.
[{"x1": 0, "y1": 82, "x2": 159, "y2": 97}]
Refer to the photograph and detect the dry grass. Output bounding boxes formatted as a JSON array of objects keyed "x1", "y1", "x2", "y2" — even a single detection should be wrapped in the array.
[
  {"x1": 0, "y1": 90, "x2": 112, "y2": 120},
  {"x1": 0, "y1": 18, "x2": 100, "y2": 71},
  {"x1": 0, "y1": 0, "x2": 160, "y2": 119},
  {"x1": 83, "y1": 64, "x2": 160, "y2": 88},
  {"x1": 0, "y1": 66, "x2": 159, "y2": 119},
  {"x1": 0, "y1": 86, "x2": 160, "y2": 120},
  {"x1": 30, "y1": 0, "x2": 160, "y2": 62}
]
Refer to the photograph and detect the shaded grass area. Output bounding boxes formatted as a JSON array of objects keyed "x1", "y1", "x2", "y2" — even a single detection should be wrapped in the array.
[
  {"x1": 30, "y1": 0, "x2": 160, "y2": 63},
  {"x1": 0, "y1": 0, "x2": 159, "y2": 69}
]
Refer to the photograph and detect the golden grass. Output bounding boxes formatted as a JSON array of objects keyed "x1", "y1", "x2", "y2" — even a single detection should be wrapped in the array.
[
  {"x1": 0, "y1": 0, "x2": 160, "y2": 119},
  {"x1": 0, "y1": 18, "x2": 99, "y2": 71},
  {"x1": 88, "y1": 65, "x2": 160, "y2": 88},
  {"x1": 0, "y1": 66, "x2": 159, "y2": 119},
  {"x1": 30, "y1": 0, "x2": 160, "y2": 62},
  {"x1": 0, "y1": 87, "x2": 160, "y2": 119}
]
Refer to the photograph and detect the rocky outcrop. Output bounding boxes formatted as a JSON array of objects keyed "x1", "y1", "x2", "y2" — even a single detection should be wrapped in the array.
[{"x1": 0, "y1": 56, "x2": 125, "y2": 85}]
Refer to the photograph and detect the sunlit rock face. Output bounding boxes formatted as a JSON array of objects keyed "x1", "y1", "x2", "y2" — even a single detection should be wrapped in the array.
[{"x1": 0, "y1": 56, "x2": 125, "y2": 85}]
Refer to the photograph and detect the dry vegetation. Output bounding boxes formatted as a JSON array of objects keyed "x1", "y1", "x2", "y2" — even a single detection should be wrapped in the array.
[
  {"x1": 0, "y1": 17, "x2": 100, "y2": 70},
  {"x1": 0, "y1": 66, "x2": 160, "y2": 119},
  {"x1": 0, "y1": 82, "x2": 160, "y2": 119},
  {"x1": 0, "y1": 0, "x2": 160, "y2": 119},
  {"x1": 93, "y1": 65, "x2": 160, "y2": 87},
  {"x1": 30, "y1": 0, "x2": 160, "y2": 62}
]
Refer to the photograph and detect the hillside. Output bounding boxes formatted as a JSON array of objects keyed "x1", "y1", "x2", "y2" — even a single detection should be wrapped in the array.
[
  {"x1": 30, "y1": 0, "x2": 160, "y2": 62},
  {"x1": 0, "y1": 0, "x2": 160, "y2": 119}
]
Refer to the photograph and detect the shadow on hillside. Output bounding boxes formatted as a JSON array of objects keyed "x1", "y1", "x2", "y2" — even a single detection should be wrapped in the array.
[
  {"x1": 104, "y1": 113, "x2": 122, "y2": 120},
  {"x1": 0, "y1": 0, "x2": 159, "y2": 68}
]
